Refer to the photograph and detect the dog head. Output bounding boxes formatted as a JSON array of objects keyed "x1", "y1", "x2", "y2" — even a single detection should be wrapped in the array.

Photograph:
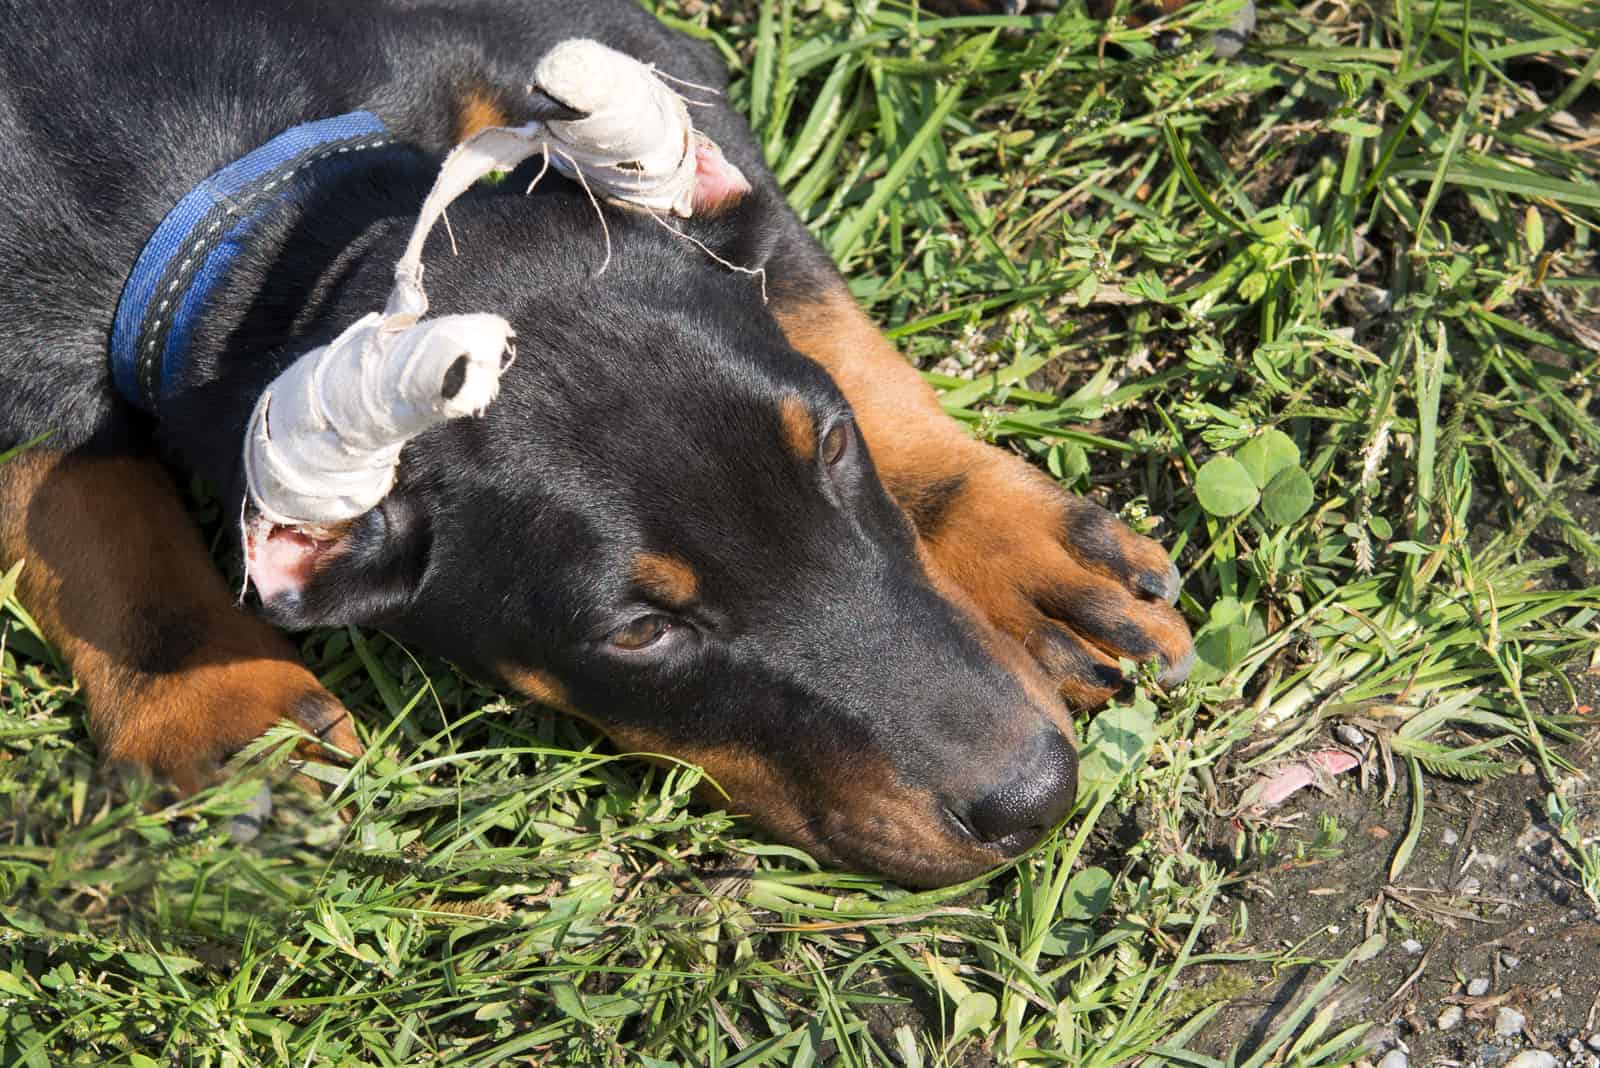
[{"x1": 241, "y1": 176, "x2": 1080, "y2": 887}]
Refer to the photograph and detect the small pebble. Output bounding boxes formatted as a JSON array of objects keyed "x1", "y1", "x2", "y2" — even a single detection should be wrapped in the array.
[
  {"x1": 1437, "y1": 1006, "x2": 1463, "y2": 1031},
  {"x1": 1589, "y1": 1034, "x2": 1600, "y2": 1052},
  {"x1": 1500, "y1": 952, "x2": 1520, "y2": 969},
  {"x1": 1459, "y1": 875, "x2": 1483, "y2": 896},
  {"x1": 1335, "y1": 724, "x2": 1366, "y2": 746},
  {"x1": 1402, "y1": 938, "x2": 1423, "y2": 954},
  {"x1": 1495, "y1": 1006, "x2": 1525, "y2": 1037},
  {"x1": 1468, "y1": 978, "x2": 1491, "y2": 997},
  {"x1": 1503, "y1": 1053, "x2": 1558, "y2": 1068},
  {"x1": 1365, "y1": 1027, "x2": 1399, "y2": 1050},
  {"x1": 1442, "y1": 827, "x2": 1460, "y2": 845},
  {"x1": 1376, "y1": 1049, "x2": 1408, "y2": 1068}
]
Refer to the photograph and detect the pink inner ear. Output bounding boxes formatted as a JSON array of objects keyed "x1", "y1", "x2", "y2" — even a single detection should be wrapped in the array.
[
  {"x1": 244, "y1": 518, "x2": 330, "y2": 603},
  {"x1": 692, "y1": 136, "x2": 752, "y2": 214}
]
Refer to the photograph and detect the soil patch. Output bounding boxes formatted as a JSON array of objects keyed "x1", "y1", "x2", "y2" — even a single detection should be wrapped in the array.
[{"x1": 1194, "y1": 672, "x2": 1600, "y2": 1067}]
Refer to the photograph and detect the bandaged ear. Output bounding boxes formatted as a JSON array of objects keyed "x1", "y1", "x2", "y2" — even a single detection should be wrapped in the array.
[
  {"x1": 241, "y1": 308, "x2": 508, "y2": 605},
  {"x1": 533, "y1": 38, "x2": 751, "y2": 216},
  {"x1": 244, "y1": 312, "x2": 512, "y2": 528},
  {"x1": 383, "y1": 40, "x2": 752, "y2": 322},
  {"x1": 385, "y1": 37, "x2": 749, "y2": 293},
  {"x1": 241, "y1": 37, "x2": 750, "y2": 579}
]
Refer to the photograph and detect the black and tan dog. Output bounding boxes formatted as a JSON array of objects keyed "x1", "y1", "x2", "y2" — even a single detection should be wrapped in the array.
[{"x1": 0, "y1": 0, "x2": 1192, "y2": 887}]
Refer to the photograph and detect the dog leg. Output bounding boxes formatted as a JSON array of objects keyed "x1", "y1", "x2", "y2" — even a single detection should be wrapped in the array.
[
  {"x1": 0, "y1": 451, "x2": 361, "y2": 793},
  {"x1": 775, "y1": 286, "x2": 1193, "y2": 707}
]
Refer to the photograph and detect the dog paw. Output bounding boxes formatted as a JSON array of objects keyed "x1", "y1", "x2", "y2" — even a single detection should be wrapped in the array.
[
  {"x1": 1017, "y1": 493, "x2": 1193, "y2": 706},
  {"x1": 922, "y1": 460, "x2": 1192, "y2": 707},
  {"x1": 99, "y1": 659, "x2": 362, "y2": 797}
]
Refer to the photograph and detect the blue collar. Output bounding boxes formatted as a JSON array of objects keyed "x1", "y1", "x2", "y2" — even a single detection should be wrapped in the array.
[{"x1": 110, "y1": 111, "x2": 393, "y2": 415}]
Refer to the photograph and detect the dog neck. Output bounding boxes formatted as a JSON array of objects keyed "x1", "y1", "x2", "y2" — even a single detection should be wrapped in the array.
[
  {"x1": 119, "y1": 124, "x2": 445, "y2": 494},
  {"x1": 109, "y1": 112, "x2": 423, "y2": 417}
]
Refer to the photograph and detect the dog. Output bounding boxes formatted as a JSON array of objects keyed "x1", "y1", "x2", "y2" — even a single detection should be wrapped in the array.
[{"x1": 0, "y1": 0, "x2": 1193, "y2": 888}]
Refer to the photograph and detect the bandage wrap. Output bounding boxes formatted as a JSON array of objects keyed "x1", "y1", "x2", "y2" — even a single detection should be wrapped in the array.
[
  {"x1": 244, "y1": 38, "x2": 738, "y2": 531},
  {"x1": 536, "y1": 39, "x2": 704, "y2": 217},
  {"x1": 244, "y1": 313, "x2": 512, "y2": 526}
]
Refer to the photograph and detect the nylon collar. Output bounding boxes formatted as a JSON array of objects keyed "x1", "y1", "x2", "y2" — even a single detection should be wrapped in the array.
[{"x1": 110, "y1": 111, "x2": 393, "y2": 415}]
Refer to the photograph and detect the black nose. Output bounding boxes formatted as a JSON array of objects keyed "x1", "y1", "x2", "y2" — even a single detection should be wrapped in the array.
[{"x1": 957, "y1": 727, "x2": 1077, "y2": 851}]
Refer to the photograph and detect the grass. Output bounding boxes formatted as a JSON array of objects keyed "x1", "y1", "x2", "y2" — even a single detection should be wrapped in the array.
[{"x1": 4, "y1": 0, "x2": 1600, "y2": 1063}]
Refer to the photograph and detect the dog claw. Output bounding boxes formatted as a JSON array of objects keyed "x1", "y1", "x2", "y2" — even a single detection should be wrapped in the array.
[
  {"x1": 1134, "y1": 561, "x2": 1183, "y2": 606},
  {"x1": 294, "y1": 693, "x2": 363, "y2": 757},
  {"x1": 229, "y1": 784, "x2": 275, "y2": 843},
  {"x1": 1158, "y1": 642, "x2": 1195, "y2": 689}
]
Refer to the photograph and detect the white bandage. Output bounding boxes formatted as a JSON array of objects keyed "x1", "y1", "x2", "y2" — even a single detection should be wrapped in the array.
[
  {"x1": 245, "y1": 312, "x2": 513, "y2": 527},
  {"x1": 389, "y1": 38, "x2": 742, "y2": 315},
  {"x1": 244, "y1": 38, "x2": 738, "y2": 531},
  {"x1": 535, "y1": 38, "x2": 706, "y2": 217}
]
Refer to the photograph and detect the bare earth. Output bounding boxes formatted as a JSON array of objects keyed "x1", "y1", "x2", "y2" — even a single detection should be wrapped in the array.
[{"x1": 1193, "y1": 672, "x2": 1600, "y2": 1068}]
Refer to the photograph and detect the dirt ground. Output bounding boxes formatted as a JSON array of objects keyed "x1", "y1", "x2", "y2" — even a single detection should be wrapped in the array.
[{"x1": 1194, "y1": 670, "x2": 1600, "y2": 1068}]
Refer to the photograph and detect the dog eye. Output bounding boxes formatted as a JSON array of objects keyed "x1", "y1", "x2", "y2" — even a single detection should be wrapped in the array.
[
  {"x1": 820, "y1": 422, "x2": 852, "y2": 467},
  {"x1": 609, "y1": 614, "x2": 672, "y2": 651}
]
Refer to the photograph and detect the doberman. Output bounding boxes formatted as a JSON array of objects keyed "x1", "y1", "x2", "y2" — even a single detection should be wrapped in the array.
[{"x1": 0, "y1": 0, "x2": 1192, "y2": 887}]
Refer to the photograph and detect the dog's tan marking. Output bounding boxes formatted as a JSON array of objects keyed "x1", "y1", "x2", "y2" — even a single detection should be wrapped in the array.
[
  {"x1": 455, "y1": 88, "x2": 511, "y2": 142},
  {"x1": 779, "y1": 395, "x2": 817, "y2": 463},
  {"x1": 610, "y1": 726, "x2": 806, "y2": 824},
  {"x1": 0, "y1": 451, "x2": 360, "y2": 792},
  {"x1": 607, "y1": 725, "x2": 1005, "y2": 887},
  {"x1": 501, "y1": 667, "x2": 578, "y2": 715},
  {"x1": 632, "y1": 552, "x2": 699, "y2": 608}
]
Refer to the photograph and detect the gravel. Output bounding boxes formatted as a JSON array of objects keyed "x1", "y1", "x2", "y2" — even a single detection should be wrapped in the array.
[
  {"x1": 1376, "y1": 1048, "x2": 1409, "y2": 1068},
  {"x1": 1495, "y1": 1006, "x2": 1526, "y2": 1037},
  {"x1": 1502, "y1": 1052, "x2": 1558, "y2": 1068}
]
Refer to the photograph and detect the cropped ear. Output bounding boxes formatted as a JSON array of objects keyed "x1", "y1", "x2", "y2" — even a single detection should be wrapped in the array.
[
  {"x1": 690, "y1": 134, "x2": 753, "y2": 215},
  {"x1": 531, "y1": 38, "x2": 750, "y2": 218},
  {"x1": 243, "y1": 313, "x2": 514, "y2": 529},
  {"x1": 245, "y1": 492, "x2": 431, "y2": 629}
]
